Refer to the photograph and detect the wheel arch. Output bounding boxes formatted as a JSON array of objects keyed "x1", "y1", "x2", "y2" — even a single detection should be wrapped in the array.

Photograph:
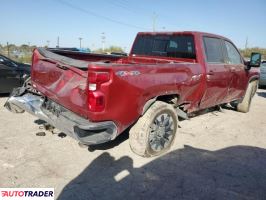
[
  {"x1": 239, "y1": 76, "x2": 259, "y2": 103},
  {"x1": 141, "y1": 94, "x2": 180, "y2": 116},
  {"x1": 248, "y1": 75, "x2": 259, "y2": 83}
]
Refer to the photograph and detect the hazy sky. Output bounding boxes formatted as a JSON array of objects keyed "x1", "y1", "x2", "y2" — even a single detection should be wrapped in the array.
[{"x1": 1, "y1": 0, "x2": 265, "y2": 52}]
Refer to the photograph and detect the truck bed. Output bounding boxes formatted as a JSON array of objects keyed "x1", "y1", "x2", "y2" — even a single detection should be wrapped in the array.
[{"x1": 48, "y1": 48, "x2": 197, "y2": 66}]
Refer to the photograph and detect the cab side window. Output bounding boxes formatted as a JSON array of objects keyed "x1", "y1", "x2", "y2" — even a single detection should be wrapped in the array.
[
  {"x1": 224, "y1": 41, "x2": 242, "y2": 64},
  {"x1": 203, "y1": 37, "x2": 225, "y2": 63}
]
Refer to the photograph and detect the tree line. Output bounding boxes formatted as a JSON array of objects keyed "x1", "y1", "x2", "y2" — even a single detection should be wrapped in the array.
[
  {"x1": 0, "y1": 44, "x2": 125, "y2": 63},
  {"x1": 240, "y1": 48, "x2": 266, "y2": 60},
  {"x1": 0, "y1": 44, "x2": 265, "y2": 64}
]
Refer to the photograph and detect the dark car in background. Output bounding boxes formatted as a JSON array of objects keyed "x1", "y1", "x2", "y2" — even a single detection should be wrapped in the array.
[
  {"x1": 0, "y1": 54, "x2": 30, "y2": 93},
  {"x1": 259, "y1": 61, "x2": 266, "y2": 87}
]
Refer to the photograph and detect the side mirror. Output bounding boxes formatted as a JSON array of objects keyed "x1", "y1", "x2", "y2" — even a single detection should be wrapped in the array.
[{"x1": 249, "y1": 52, "x2": 261, "y2": 68}]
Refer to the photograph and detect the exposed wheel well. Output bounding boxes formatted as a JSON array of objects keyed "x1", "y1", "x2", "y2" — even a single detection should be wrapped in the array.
[
  {"x1": 141, "y1": 94, "x2": 180, "y2": 115},
  {"x1": 249, "y1": 77, "x2": 259, "y2": 83},
  {"x1": 156, "y1": 94, "x2": 179, "y2": 104}
]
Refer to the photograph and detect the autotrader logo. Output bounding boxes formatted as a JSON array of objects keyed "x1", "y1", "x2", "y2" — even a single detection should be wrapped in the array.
[{"x1": 0, "y1": 188, "x2": 54, "y2": 200}]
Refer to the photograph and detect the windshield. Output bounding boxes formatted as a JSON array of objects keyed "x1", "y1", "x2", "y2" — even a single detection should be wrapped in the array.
[{"x1": 131, "y1": 34, "x2": 196, "y2": 59}]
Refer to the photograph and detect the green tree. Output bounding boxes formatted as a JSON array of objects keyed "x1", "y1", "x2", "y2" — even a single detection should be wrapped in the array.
[
  {"x1": 20, "y1": 44, "x2": 30, "y2": 52},
  {"x1": 239, "y1": 48, "x2": 266, "y2": 60},
  {"x1": 93, "y1": 46, "x2": 125, "y2": 54}
]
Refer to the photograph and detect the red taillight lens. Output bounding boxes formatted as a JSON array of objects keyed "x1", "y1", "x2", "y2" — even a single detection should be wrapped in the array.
[
  {"x1": 88, "y1": 91, "x2": 105, "y2": 112},
  {"x1": 88, "y1": 71, "x2": 110, "y2": 112},
  {"x1": 88, "y1": 72, "x2": 110, "y2": 84}
]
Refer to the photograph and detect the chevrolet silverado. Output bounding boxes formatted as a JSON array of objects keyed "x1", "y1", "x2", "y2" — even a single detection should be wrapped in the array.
[{"x1": 5, "y1": 31, "x2": 261, "y2": 157}]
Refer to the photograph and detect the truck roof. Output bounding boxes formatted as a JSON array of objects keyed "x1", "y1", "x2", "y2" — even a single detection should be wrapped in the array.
[{"x1": 137, "y1": 31, "x2": 230, "y2": 41}]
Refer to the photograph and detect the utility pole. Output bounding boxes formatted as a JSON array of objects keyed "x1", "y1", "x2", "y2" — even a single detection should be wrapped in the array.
[
  {"x1": 78, "y1": 37, "x2": 83, "y2": 48},
  {"x1": 91, "y1": 43, "x2": 95, "y2": 51},
  {"x1": 245, "y1": 37, "x2": 248, "y2": 50},
  {"x1": 101, "y1": 32, "x2": 106, "y2": 52},
  {"x1": 27, "y1": 42, "x2": 31, "y2": 52},
  {"x1": 47, "y1": 40, "x2": 50, "y2": 47},
  {"x1": 7, "y1": 42, "x2": 10, "y2": 57},
  {"x1": 152, "y1": 12, "x2": 158, "y2": 32},
  {"x1": 56, "y1": 36, "x2": 60, "y2": 48}
]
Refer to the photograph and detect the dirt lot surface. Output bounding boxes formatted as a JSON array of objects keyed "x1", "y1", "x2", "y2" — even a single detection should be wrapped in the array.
[{"x1": 0, "y1": 90, "x2": 266, "y2": 200}]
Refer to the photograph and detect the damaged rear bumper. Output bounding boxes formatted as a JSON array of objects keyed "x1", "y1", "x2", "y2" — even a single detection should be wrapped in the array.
[{"x1": 4, "y1": 89, "x2": 117, "y2": 145}]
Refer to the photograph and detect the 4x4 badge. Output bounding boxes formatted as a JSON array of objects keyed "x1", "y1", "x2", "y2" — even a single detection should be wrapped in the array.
[{"x1": 116, "y1": 71, "x2": 140, "y2": 77}]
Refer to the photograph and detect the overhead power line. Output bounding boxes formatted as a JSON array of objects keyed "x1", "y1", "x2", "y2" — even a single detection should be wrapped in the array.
[
  {"x1": 54, "y1": 0, "x2": 149, "y2": 30},
  {"x1": 103, "y1": 0, "x2": 141, "y2": 15},
  {"x1": 102, "y1": 0, "x2": 178, "y2": 30}
]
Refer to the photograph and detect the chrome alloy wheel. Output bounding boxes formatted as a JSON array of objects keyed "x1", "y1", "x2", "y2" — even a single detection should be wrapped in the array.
[{"x1": 148, "y1": 113, "x2": 175, "y2": 152}]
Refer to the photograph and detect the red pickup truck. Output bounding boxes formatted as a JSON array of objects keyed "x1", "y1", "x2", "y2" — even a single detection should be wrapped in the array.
[{"x1": 5, "y1": 31, "x2": 261, "y2": 157}]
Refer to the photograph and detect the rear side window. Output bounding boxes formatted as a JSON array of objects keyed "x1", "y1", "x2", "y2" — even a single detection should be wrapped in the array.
[
  {"x1": 224, "y1": 41, "x2": 242, "y2": 64},
  {"x1": 203, "y1": 37, "x2": 224, "y2": 63},
  {"x1": 131, "y1": 35, "x2": 196, "y2": 59}
]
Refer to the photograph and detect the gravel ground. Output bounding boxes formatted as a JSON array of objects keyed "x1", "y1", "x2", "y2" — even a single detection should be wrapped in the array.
[{"x1": 0, "y1": 89, "x2": 266, "y2": 200}]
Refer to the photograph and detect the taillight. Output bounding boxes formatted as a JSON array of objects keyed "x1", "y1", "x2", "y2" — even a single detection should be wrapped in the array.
[
  {"x1": 88, "y1": 71, "x2": 110, "y2": 112},
  {"x1": 88, "y1": 91, "x2": 105, "y2": 112}
]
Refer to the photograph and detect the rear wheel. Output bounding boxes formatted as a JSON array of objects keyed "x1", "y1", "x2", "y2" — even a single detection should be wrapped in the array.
[{"x1": 129, "y1": 101, "x2": 178, "y2": 157}]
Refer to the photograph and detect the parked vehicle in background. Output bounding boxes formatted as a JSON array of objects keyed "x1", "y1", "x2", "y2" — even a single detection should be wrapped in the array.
[
  {"x1": 0, "y1": 54, "x2": 30, "y2": 93},
  {"x1": 47, "y1": 47, "x2": 80, "y2": 52},
  {"x1": 5, "y1": 31, "x2": 261, "y2": 157},
  {"x1": 259, "y1": 61, "x2": 266, "y2": 87},
  {"x1": 48, "y1": 48, "x2": 91, "y2": 53}
]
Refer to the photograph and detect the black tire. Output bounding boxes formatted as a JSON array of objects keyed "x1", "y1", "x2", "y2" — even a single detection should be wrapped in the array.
[
  {"x1": 236, "y1": 82, "x2": 255, "y2": 113},
  {"x1": 129, "y1": 101, "x2": 178, "y2": 157},
  {"x1": 251, "y1": 80, "x2": 258, "y2": 97}
]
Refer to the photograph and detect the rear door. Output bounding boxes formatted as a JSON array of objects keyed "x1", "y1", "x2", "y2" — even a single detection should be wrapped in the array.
[
  {"x1": 200, "y1": 37, "x2": 232, "y2": 109},
  {"x1": 223, "y1": 40, "x2": 247, "y2": 101}
]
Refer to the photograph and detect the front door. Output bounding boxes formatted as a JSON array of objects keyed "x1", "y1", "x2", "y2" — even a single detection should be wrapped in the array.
[{"x1": 223, "y1": 40, "x2": 248, "y2": 102}]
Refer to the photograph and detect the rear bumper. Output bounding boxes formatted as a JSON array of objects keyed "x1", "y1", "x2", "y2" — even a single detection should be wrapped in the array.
[{"x1": 4, "y1": 89, "x2": 117, "y2": 145}]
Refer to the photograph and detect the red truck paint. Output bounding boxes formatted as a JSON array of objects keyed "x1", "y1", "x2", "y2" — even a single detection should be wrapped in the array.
[{"x1": 30, "y1": 32, "x2": 259, "y2": 136}]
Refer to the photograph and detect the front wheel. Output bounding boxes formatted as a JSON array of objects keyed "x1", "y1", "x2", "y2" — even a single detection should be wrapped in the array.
[
  {"x1": 129, "y1": 101, "x2": 178, "y2": 157},
  {"x1": 236, "y1": 81, "x2": 256, "y2": 113}
]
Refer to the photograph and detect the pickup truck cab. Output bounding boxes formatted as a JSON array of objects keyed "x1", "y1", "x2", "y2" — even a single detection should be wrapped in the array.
[{"x1": 5, "y1": 31, "x2": 261, "y2": 157}]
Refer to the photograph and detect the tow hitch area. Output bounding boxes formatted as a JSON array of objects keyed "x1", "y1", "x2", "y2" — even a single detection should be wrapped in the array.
[{"x1": 4, "y1": 87, "x2": 118, "y2": 145}]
